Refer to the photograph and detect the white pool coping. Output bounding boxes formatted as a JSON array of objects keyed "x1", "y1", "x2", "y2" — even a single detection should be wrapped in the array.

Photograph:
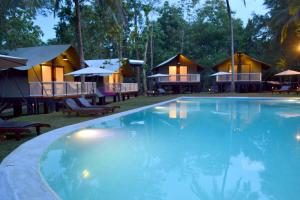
[{"x1": 1, "y1": 96, "x2": 300, "y2": 200}]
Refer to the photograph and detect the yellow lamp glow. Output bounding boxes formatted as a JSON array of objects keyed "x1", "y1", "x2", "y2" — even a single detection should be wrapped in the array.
[
  {"x1": 82, "y1": 169, "x2": 90, "y2": 178},
  {"x1": 297, "y1": 44, "x2": 300, "y2": 52},
  {"x1": 74, "y1": 129, "x2": 112, "y2": 140}
]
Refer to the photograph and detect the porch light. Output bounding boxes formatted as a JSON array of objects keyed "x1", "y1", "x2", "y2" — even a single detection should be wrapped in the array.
[
  {"x1": 62, "y1": 55, "x2": 68, "y2": 61},
  {"x1": 297, "y1": 44, "x2": 300, "y2": 52}
]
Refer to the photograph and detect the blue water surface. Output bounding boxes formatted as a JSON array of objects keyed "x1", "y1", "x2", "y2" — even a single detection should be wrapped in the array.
[{"x1": 40, "y1": 98, "x2": 300, "y2": 200}]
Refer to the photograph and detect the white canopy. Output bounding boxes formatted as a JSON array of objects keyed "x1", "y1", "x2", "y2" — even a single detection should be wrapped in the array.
[
  {"x1": 0, "y1": 54, "x2": 27, "y2": 70},
  {"x1": 147, "y1": 73, "x2": 170, "y2": 78},
  {"x1": 65, "y1": 67, "x2": 114, "y2": 76},
  {"x1": 210, "y1": 71, "x2": 231, "y2": 76},
  {"x1": 275, "y1": 70, "x2": 300, "y2": 76}
]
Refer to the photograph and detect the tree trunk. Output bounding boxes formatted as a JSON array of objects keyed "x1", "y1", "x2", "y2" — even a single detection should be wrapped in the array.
[
  {"x1": 226, "y1": 0, "x2": 235, "y2": 92},
  {"x1": 142, "y1": 26, "x2": 150, "y2": 95},
  {"x1": 74, "y1": 0, "x2": 85, "y2": 96},
  {"x1": 134, "y1": 5, "x2": 141, "y2": 91}
]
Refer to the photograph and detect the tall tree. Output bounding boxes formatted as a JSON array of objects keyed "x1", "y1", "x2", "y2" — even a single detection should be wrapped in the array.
[{"x1": 225, "y1": 0, "x2": 246, "y2": 92}]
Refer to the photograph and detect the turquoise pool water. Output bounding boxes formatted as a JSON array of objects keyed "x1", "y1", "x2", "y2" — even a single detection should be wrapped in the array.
[{"x1": 40, "y1": 98, "x2": 300, "y2": 200}]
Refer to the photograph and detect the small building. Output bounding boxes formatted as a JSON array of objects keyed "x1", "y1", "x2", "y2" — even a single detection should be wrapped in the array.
[
  {"x1": 152, "y1": 54, "x2": 203, "y2": 93},
  {"x1": 85, "y1": 58, "x2": 144, "y2": 93},
  {"x1": 0, "y1": 45, "x2": 95, "y2": 115},
  {"x1": 212, "y1": 53, "x2": 271, "y2": 92}
]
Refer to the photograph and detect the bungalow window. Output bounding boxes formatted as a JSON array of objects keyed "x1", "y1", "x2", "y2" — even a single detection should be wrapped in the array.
[
  {"x1": 169, "y1": 66, "x2": 177, "y2": 82},
  {"x1": 55, "y1": 67, "x2": 64, "y2": 82},
  {"x1": 41, "y1": 65, "x2": 52, "y2": 82},
  {"x1": 179, "y1": 66, "x2": 187, "y2": 81}
]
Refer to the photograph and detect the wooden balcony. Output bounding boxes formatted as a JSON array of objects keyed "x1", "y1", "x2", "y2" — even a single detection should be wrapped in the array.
[
  {"x1": 216, "y1": 73, "x2": 262, "y2": 82},
  {"x1": 29, "y1": 82, "x2": 96, "y2": 97},
  {"x1": 157, "y1": 74, "x2": 201, "y2": 83}
]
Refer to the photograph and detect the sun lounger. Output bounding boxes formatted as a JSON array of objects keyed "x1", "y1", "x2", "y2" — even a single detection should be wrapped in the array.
[
  {"x1": 95, "y1": 88, "x2": 120, "y2": 103},
  {"x1": 63, "y1": 98, "x2": 109, "y2": 116},
  {"x1": 157, "y1": 88, "x2": 167, "y2": 95},
  {"x1": 0, "y1": 118, "x2": 50, "y2": 140},
  {"x1": 272, "y1": 85, "x2": 291, "y2": 94},
  {"x1": 76, "y1": 98, "x2": 119, "y2": 112}
]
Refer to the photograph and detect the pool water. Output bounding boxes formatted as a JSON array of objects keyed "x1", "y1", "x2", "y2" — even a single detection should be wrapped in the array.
[{"x1": 40, "y1": 98, "x2": 300, "y2": 200}]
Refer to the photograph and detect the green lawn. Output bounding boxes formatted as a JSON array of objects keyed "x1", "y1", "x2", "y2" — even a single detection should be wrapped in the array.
[{"x1": 1, "y1": 92, "x2": 299, "y2": 162}]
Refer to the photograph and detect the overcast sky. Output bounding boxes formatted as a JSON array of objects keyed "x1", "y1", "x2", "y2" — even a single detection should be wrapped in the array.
[{"x1": 34, "y1": 0, "x2": 268, "y2": 42}]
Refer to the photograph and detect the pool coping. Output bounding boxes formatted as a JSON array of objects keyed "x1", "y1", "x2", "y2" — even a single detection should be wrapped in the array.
[{"x1": 1, "y1": 96, "x2": 300, "y2": 200}]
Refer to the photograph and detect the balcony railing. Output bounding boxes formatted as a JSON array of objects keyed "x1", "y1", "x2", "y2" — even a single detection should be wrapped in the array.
[
  {"x1": 29, "y1": 82, "x2": 96, "y2": 97},
  {"x1": 157, "y1": 74, "x2": 201, "y2": 83},
  {"x1": 104, "y1": 83, "x2": 138, "y2": 93},
  {"x1": 216, "y1": 73, "x2": 262, "y2": 82}
]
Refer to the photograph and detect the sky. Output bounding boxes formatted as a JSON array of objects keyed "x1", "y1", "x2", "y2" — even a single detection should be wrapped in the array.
[{"x1": 34, "y1": 0, "x2": 268, "y2": 42}]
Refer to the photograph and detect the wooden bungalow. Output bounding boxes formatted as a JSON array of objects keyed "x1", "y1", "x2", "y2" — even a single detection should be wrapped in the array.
[
  {"x1": 0, "y1": 44, "x2": 96, "y2": 115},
  {"x1": 212, "y1": 53, "x2": 271, "y2": 92},
  {"x1": 85, "y1": 58, "x2": 144, "y2": 94},
  {"x1": 152, "y1": 54, "x2": 203, "y2": 93}
]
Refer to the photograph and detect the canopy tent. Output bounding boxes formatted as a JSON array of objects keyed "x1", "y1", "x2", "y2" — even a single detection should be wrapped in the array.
[
  {"x1": 274, "y1": 70, "x2": 300, "y2": 76},
  {"x1": 65, "y1": 67, "x2": 113, "y2": 76},
  {"x1": 210, "y1": 72, "x2": 231, "y2": 76},
  {"x1": 147, "y1": 73, "x2": 170, "y2": 78},
  {"x1": 0, "y1": 54, "x2": 27, "y2": 70}
]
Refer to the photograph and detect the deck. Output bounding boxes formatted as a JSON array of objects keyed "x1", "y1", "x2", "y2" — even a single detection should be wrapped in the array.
[
  {"x1": 216, "y1": 73, "x2": 262, "y2": 82},
  {"x1": 29, "y1": 82, "x2": 96, "y2": 97}
]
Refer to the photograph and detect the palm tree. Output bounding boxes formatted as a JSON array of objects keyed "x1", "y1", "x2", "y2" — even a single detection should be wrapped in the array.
[
  {"x1": 191, "y1": 0, "x2": 246, "y2": 92},
  {"x1": 272, "y1": 0, "x2": 300, "y2": 43},
  {"x1": 225, "y1": 0, "x2": 246, "y2": 92}
]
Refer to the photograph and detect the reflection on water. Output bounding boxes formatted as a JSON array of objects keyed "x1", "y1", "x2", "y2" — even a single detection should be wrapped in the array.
[{"x1": 41, "y1": 98, "x2": 300, "y2": 200}]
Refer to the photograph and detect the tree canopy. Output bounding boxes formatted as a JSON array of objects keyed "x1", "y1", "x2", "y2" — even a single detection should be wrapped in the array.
[{"x1": 2, "y1": 0, "x2": 300, "y2": 72}]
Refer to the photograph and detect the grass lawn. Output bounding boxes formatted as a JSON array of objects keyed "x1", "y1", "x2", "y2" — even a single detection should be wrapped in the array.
[{"x1": 1, "y1": 92, "x2": 299, "y2": 162}]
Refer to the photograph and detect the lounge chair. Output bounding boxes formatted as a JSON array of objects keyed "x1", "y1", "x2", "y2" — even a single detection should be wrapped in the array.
[
  {"x1": 76, "y1": 98, "x2": 119, "y2": 112},
  {"x1": 272, "y1": 85, "x2": 291, "y2": 94},
  {"x1": 0, "y1": 118, "x2": 50, "y2": 140},
  {"x1": 63, "y1": 98, "x2": 109, "y2": 116},
  {"x1": 95, "y1": 88, "x2": 119, "y2": 103},
  {"x1": 157, "y1": 88, "x2": 167, "y2": 95}
]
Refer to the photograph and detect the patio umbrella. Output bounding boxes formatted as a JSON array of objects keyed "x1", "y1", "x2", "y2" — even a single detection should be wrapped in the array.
[
  {"x1": 274, "y1": 70, "x2": 300, "y2": 76},
  {"x1": 210, "y1": 71, "x2": 231, "y2": 76},
  {"x1": 65, "y1": 67, "x2": 114, "y2": 76},
  {"x1": 147, "y1": 73, "x2": 170, "y2": 78},
  {"x1": 0, "y1": 54, "x2": 27, "y2": 69}
]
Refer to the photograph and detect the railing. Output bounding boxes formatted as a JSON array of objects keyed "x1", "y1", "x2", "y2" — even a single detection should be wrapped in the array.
[
  {"x1": 216, "y1": 73, "x2": 262, "y2": 82},
  {"x1": 29, "y1": 82, "x2": 96, "y2": 97},
  {"x1": 157, "y1": 74, "x2": 201, "y2": 83},
  {"x1": 104, "y1": 83, "x2": 138, "y2": 93}
]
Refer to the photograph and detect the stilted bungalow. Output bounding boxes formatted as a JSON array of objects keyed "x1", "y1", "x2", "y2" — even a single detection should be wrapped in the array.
[
  {"x1": 0, "y1": 44, "x2": 96, "y2": 115},
  {"x1": 85, "y1": 58, "x2": 143, "y2": 95},
  {"x1": 152, "y1": 54, "x2": 203, "y2": 93},
  {"x1": 212, "y1": 53, "x2": 271, "y2": 92}
]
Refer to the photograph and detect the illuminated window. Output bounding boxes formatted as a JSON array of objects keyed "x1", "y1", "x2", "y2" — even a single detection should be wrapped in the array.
[
  {"x1": 179, "y1": 66, "x2": 187, "y2": 82},
  {"x1": 55, "y1": 67, "x2": 64, "y2": 82},
  {"x1": 42, "y1": 65, "x2": 52, "y2": 82},
  {"x1": 169, "y1": 66, "x2": 177, "y2": 82}
]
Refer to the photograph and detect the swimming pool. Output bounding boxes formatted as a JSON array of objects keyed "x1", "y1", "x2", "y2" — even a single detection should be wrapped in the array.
[{"x1": 37, "y1": 97, "x2": 300, "y2": 200}]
